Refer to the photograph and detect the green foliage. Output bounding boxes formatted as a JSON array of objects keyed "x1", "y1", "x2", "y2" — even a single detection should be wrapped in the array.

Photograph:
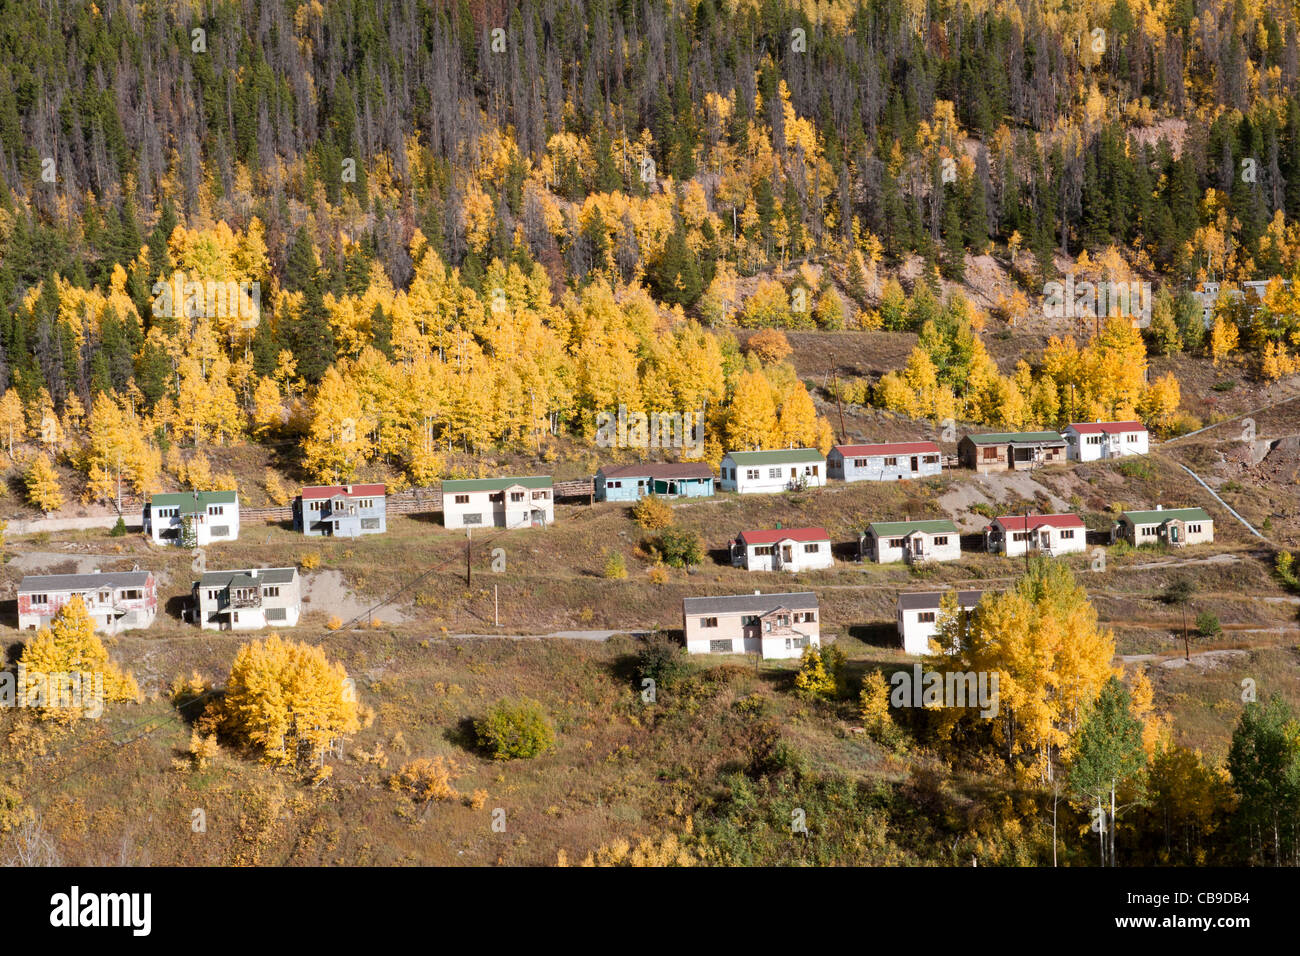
[
  {"x1": 793, "y1": 645, "x2": 845, "y2": 701},
  {"x1": 648, "y1": 528, "x2": 703, "y2": 568},
  {"x1": 602, "y1": 550, "x2": 628, "y2": 579},
  {"x1": 109, "y1": 515, "x2": 128, "y2": 537},
  {"x1": 1194, "y1": 612, "x2": 1222, "y2": 639},
  {"x1": 475, "y1": 698, "x2": 556, "y2": 760},
  {"x1": 635, "y1": 637, "x2": 689, "y2": 693}
]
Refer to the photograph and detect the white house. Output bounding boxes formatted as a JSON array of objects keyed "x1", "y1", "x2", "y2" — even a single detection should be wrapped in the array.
[
  {"x1": 191, "y1": 567, "x2": 301, "y2": 631},
  {"x1": 719, "y1": 448, "x2": 826, "y2": 494},
  {"x1": 730, "y1": 527, "x2": 834, "y2": 572},
  {"x1": 862, "y1": 520, "x2": 961, "y2": 564},
  {"x1": 441, "y1": 477, "x2": 554, "y2": 529},
  {"x1": 1064, "y1": 421, "x2": 1149, "y2": 461},
  {"x1": 144, "y1": 491, "x2": 240, "y2": 546},
  {"x1": 896, "y1": 590, "x2": 985, "y2": 655},
  {"x1": 17, "y1": 571, "x2": 158, "y2": 634},
  {"x1": 1114, "y1": 507, "x2": 1214, "y2": 548},
  {"x1": 827, "y1": 441, "x2": 942, "y2": 482},
  {"x1": 682, "y1": 591, "x2": 821, "y2": 659},
  {"x1": 984, "y1": 513, "x2": 1087, "y2": 557}
]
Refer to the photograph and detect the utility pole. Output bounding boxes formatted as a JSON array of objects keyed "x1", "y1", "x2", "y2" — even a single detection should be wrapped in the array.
[
  {"x1": 830, "y1": 369, "x2": 847, "y2": 444},
  {"x1": 494, "y1": 584, "x2": 499, "y2": 627},
  {"x1": 465, "y1": 528, "x2": 472, "y2": 585},
  {"x1": 1024, "y1": 510, "x2": 1031, "y2": 576}
]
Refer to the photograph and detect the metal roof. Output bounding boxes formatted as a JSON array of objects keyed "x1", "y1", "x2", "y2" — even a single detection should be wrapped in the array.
[
  {"x1": 150, "y1": 490, "x2": 238, "y2": 510},
  {"x1": 1121, "y1": 507, "x2": 1211, "y2": 525},
  {"x1": 597, "y1": 462, "x2": 715, "y2": 481},
  {"x1": 832, "y1": 441, "x2": 941, "y2": 457},
  {"x1": 723, "y1": 448, "x2": 825, "y2": 465},
  {"x1": 737, "y1": 527, "x2": 830, "y2": 545},
  {"x1": 897, "y1": 590, "x2": 987, "y2": 611},
  {"x1": 991, "y1": 513, "x2": 1086, "y2": 532},
  {"x1": 441, "y1": 476, "x2": 553, "y2": 492},
  {"x1": 867, "y1": 519, "x2": 959, "y2": 537},
  {"x1": 1065, "y1": 421, "x2": 1147, "y2": 435},
  {"x1": 300, "y1": 483, "x2": 387, "y2": 500},
  {"x1": 19, "y1": 571, "x2": 152, "y2": 592},
  {"x1": 683, "y1": 591, "x2": 819, "y2": 615},
  {"x1": 963, "y1": 431, "x2": 1065, "y2": 445},
  {"x1": 197, "y1": 567, "x2": 298, "y2": 587}
]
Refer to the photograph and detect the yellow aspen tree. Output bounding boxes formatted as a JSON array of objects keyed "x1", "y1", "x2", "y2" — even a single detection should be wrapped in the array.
[
  {"x1": 0, "y1": 389, "x2": 25, "y2": 457},
  {"x1": 18, "y1": 596, "x2": 139, "y2": 720},
  {"x1": 1210, "y1": 313, "x2": 1239, "y2": 366},
  {"x1": 25, "y1": 452, "x2": 65, "y2": 514},
  {"x1": 725, "y1": 369, "x2": 778, "y2": 450},
  {"x1": 302, "y1": 366, "x2": 374, "y2": 482},
  {"x1": 775, "y1": 381, "x2": 833, "y2": 451},
  {"x1": 251, "y1": 376, "x2": 284, "y2": 438}
]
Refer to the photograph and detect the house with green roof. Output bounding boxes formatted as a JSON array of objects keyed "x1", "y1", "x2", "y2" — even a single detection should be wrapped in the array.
[
  {"x1": 191, "y1": 566, "x2": 300, "y2": 631},
  {"x1": 1114, "y1": 506, "x2": 1213, "y2": 548},
  {"x1": 958, "y1": 431, "x2": 1067, "y2": 473},
  {"x1": 861, "y1": 518, "x2": 962, "y2": 564},
  {"x1": 719, "y1": 447, "x2": 826, "y2": 494},
  {"x1": 440, "y1": 476, "x2": 553, "y2": 529},
  {"x1": 144, "y1": 490, "x2": 239, "y2": 547}
]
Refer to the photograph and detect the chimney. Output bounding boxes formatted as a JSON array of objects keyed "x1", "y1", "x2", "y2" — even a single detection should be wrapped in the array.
[
  {"x1": 753, "y1": 590, "x2": 761, "y2": 595},
  {"x1": 250, "y1": 568, "x2": 259, "y2": 578}
]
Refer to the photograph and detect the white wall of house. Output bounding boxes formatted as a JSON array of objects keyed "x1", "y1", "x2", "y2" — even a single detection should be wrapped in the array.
[
  {"x1": 683, "y1": 607, "x2": 820, "y2": 659},
  {"x1": 1122, "y1": 519, "x2": 1214, "y2": 547},
  {"x1": 1066, "y1": 427, "x2": 1149, "y2": 461},
  {"x1": 443, "y1": 487, "x2": 554, "y2": 529},
  {"x1": 897, "y1": 607, "x2": 946, "y2": 655},
  {"x1": 870, "y1": 531, "x2": 961, "y2": 564},
  {"x1": 992, "y1": 523, "x2": 1086, "y2": 557},
  {"x1": 147, "y1": 500, "x2": 240, "y2": 546},
  {"x1": 737, "y1": 538, "x2": 834, "y2": 572},
  {"x1": 720, "y1": 457, "x2": 826, "y2": 493}
]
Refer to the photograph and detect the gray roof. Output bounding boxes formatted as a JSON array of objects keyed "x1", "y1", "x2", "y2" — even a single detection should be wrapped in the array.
[
  {"x1": 897, "y1": 589, "x2": 987, "y2": 611},
  {"x1": 19, "y1": 571, "x2": 152, "y2": 592},
  {"x1": 683, "y1": 591, "x2": 818, "y2": 616},
  {"x1": 197, "y1": 567, "x2": 298, "y2": 587}
]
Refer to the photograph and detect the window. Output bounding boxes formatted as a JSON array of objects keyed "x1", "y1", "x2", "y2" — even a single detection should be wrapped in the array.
[
  {"x1": 361, "y1": 518, "x2": 380, "y2": 530},
  {"x1": 888, "y1": 537, "x2": 905, "y2": 549},
  {"x1": 208, "y1": 505, "x2": 224, "y2": 516},
  {"x1": 532, "y1": 490, "x2": 549, "y2": 500},
  {"x1": 358, "y1": 498, "x2": 374, "y2": 509},
  {"x1": 454, "y1": 494, "x2": 469, "y2": 504},
  {"x1": 924, "y1": 454, "x2": 939, "y2": 464},
  {"x1": 746, "y1": 469, "x2": 759, "y2": 480},
  {"x1": 510, "y1": 492, "x2": 525, "y2": 502},
  {"x1": 263, "y1": 586, "x2": 280, "y2": 598},
  {"x1": 1060, "y1": 529, "x2": 1075, "y2": 539},
  {"x1": 1126, "y1": 433, "x2": 1138, "y2": 442},
  {"x1": 207, "y1": 589, "x2": 219, "y2": 600},
  {"x1": 933, "y1": 536, "x2": 948, "y2": 546},
  {"x1": 795, "y1": 611, "x2": 816, "y2": 623},
  {"x1": 1087, "y1": 435, "x2": 1103, "y2": 445},
  {"x1": 122, "y1": 589, "x2": 141, "y2": 600},
  {"x1": 1013, "y1": 531, "x2": 1031, "y2": 542},
  {"x1": 982, "y1": 447, "x2": 999, "y2": 459},
  {"x1": 768, "y1": 468, "x2": 781, "y2": 479},
  {"x1": 785, "y1": 636, "x2": 809, "y2": 650},
  {"x1": 754, "y1": 545, "x2": 774, "y2": 556},
  {"x1": 853, "y1": 458, "x2": 868, "y2": 468},
  {"x1": 464, "y1": 513, "x2": 483, "y2": 525},
  {"x1": 883, "y1": 456, "x2": 898, "y2": 466},
  {"x1": 776, "y1": 614, "x2": 790, "y2": 626},
  {"x1": 608, "y1": 480, "x2": 621, "y2": 488},
  {"x1": 918, "y1": 611, "x2": 936, "y2": 623},
  {"x1": 741, "y1": 615, "x2": 759, "y2": 627},
  {"x1": 709, "y1": 639, "x2": 732, "y2": 654},
  {"x1": 266, "y1": 607, "x2": 288, "y2": 621},
  {"x1": 1141, "y1": 526, "x2": 1156, "y2": 537},
  {"x1": 803, "y1": 543, "x2": 819, "y2": 553},
  {"x1": 1188, "y1": 523, "x2": 1201, "y2": 534},
  {"x1": 28, "y1": 593, "x2": 48, "y2": 605},
  {"x1": 700, "y1": 617, "x2": 718, "y2": 628}
]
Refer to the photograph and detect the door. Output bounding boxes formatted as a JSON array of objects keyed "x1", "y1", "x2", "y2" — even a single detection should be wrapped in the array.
[
  {"x1": 1040, "y1": 531, "x2": 1051, "y2": 550},
  {"x1": 910, "y1": 456, "x2": 919, "y2": 472},
  {"x1": 912, "y1": 537, "x2": 924, "y2": 557},
  {"x1": 781, "y1": 544, "x2": 793, "y2": 566}
]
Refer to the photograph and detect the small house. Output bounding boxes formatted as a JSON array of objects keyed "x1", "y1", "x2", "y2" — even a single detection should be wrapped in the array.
[
  {"x1": 192, "y1": 567, "x2": 301, "y2": 631},
  {"x1": 985, "y1": 513, "x2": 1087, "y2": 557},
  {"x1": 828, "y1": 442, "x2": 942, "y2": 482},
  {"x1": 441, "y1": 477, "x2": 554, "y2": 529},
  {"x1": 144, "y1": 490, "x2": 240, "y2": 546},
  {"x1": 17, "y1": 571, "x2": 157, "y2": 634},
  {"x1": 862, "y1": 519, "x2": 961, "y2": 564},
  {"x1": 594, "y1": 463, "x2": 714, "y2": 502},
  {"x1": 682, "y1": 591, "x2": 820, "y2": 660},
  {"x1": 730, "y1": 527, "x2": 834, "y2": 573},
  {"x1": 958, "y1": 432, "x2": 1067, "y2": 473},
  {"x1": 1114, "y1": 507, "x2": 1213, "y2": 548},
  {"x1": 294, "y1": 484, "x2": 387, "y2": 537},
  {"x1": 1064, "y1": 421, "x2": 1150, "y2": 461},
  {"x1": 719, "y1": 448, "x2": 826, "y2": 494},
  {"x1": 896, "y1": 590, "x2": 985, "y2": 655}
]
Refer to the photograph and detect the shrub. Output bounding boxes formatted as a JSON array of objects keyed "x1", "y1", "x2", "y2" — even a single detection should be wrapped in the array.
[
  {"x1": 969, "y1": 503, "x2": 996, "y2": 519},
  {"x1": 636, "y1": 637, "x2": 689, "y2": 692},
  {"x1": 1118, "y1": 458, "x2": 1153, "y2": 480},
  {"x1": 746, "y1": 328, "x2": 793, "y2": 364},
  {"x1": 1276, "y1": 551, "x2": 1299, "y2": 593},
  {"x1": 388, "y1": 756, "x2": 461, "y2": 802},
  {"x1": 300, "y1": 552, "x2": 322, "y2": 570},
  {"x1": 1195, "y1": 612, "x2": 1222, "y2": 639},
  {"x1": 648, "y1": 564, "x2": 670, "y2": 586},
  {"x1": 793, "y1": 645, "x2": 842, "y2": 700},
  {"x1": 109, "y1": 516, "x2": 128, "y2": 537},
  {"x1": 648, "y1": 528, "x2": 704, "y2": 568},
  {"x1": 476, "y1": 698, "x2": 555, "y2": 760},
  {"x1": 603, "y1": 550, "x2": 628, "y2": 579},
  {"x1": 631, "y1": 495, "x2": 674, "y2": 530}
]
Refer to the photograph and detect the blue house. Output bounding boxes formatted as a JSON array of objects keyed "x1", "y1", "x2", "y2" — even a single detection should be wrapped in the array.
[
  {"x1": 294, "y1": 483, "x2": 387, "y2": 537},
  {"x1": 595, "y1": 463, "x2": 715, "y2": 502}
]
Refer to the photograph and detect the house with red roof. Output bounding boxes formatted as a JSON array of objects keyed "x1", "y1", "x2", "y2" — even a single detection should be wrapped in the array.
[
  {"x1": 827, "y1": 441, "x2": 942, "y2": 482},
  {"x1": 1063, "y1": 420, "x2": 1149, "y2": 461},
  {"x1": 984, "y1": 513, "x2": 1086, "y2": 557},
  {"x1": 294, "y1": 484, "x2": 387, "y2": 537},
  {"x1": 730, "y1": 526, "x2": 834, "y2": 573}
]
